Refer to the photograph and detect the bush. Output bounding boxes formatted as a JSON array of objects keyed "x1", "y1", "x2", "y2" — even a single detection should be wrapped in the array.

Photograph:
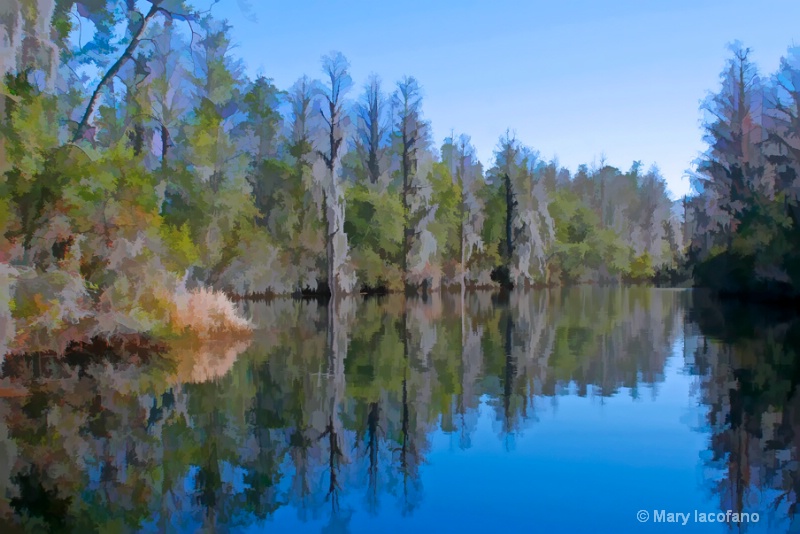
[{"x1": 171, "y1": 287, "x2": 252, "y2": 339}]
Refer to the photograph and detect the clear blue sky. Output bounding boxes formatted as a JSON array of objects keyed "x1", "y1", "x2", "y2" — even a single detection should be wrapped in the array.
[{"x1": 208, "y1": 0, "x2": 800, "y2": 199}]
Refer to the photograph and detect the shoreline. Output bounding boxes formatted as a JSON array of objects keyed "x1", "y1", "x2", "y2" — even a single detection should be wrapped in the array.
[{"x1": 3, "y1": 285, "x2": 797, "y2": 362}]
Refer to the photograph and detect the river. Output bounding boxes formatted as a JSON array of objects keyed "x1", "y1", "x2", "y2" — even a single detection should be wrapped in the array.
[{"x1": 0, "y1": 288, "x2": 797, "y2": 533}]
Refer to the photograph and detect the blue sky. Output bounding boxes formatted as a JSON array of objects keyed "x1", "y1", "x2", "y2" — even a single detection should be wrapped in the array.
[{"x1": 206, "y1": 0, "x2": 800, "y2": 199}]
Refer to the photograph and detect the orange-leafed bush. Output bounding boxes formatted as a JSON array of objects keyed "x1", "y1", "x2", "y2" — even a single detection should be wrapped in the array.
[{"x1": 171, "y1": 287, "x2": 252, "y2": 339}]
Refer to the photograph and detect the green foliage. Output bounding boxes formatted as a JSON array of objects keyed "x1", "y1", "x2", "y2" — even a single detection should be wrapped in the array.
[
  {"x1": 628, "y1": 252, "x2": 655, "y2": 282},
  {"x1": 345, "y1": 183, "x2": 404, "y2": 290},
  {"x1": 476, "y1": 182, "x2": 505, "y2": 275},
  {"x1": 428, "y1": 162, "x2": 462, "y2": 263},
  {"x1": 550, "y1": 191, "x2": 601, "y2": 282},
  {"x1": 159, "y1": 223, "x2": 200, "y2": 273}
]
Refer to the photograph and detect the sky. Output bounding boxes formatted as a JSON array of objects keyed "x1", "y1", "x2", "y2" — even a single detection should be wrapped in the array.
[{"x1": 201, "y1": 0, "x2": 800, "y2": 200}]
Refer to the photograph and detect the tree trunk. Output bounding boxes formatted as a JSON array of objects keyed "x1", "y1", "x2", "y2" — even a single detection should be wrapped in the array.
[
  {"x1": 402, "y1": 135, "x2": 411, "y2": 292},
  {"x1": 160, "y1": 124, "x2": 169, "y2": 174},
  {"x1": 73, "y1": 4, "x2": 160, "y2": 142},
  {"x1": 325, "y1": 192, "x2": 337, "y2": 300},
  {"x1": 504, "y1": 173, "x2": 514, "y2": 262},
  {"x1": 460, "y1": 195, "x2": 466, "y2": 292}
]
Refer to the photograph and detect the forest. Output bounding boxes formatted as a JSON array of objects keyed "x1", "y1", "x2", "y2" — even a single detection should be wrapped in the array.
[{"x1": 1, "y1": 1, "x2": 799, "y2": 351}]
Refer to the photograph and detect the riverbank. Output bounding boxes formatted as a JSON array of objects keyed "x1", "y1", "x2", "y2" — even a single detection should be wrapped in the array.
[
  {"x1": 2, "y1": 265, "x2": 252, "y2": 358},
  {"x1": 3, "y1": 266, "x2": 796, "y2": 364}
]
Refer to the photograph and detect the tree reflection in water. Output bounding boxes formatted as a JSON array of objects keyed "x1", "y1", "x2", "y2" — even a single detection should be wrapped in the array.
[
  {"x1": 687, "y1": 292, "x2": 800, "y2": 531},
  {"x1": 0, "y1": 288, "x2": 797, "y2": 532}
]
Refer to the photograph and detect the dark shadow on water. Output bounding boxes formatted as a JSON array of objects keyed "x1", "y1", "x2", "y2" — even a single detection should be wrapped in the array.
[{"x1": 687, "y1": 291, "x2": 800, "y2": 529}]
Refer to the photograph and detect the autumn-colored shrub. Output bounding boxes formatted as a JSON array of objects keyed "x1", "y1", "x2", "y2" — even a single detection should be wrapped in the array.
[{"x1": 171, "y1": 287, "x2": 252, "y2": 339}]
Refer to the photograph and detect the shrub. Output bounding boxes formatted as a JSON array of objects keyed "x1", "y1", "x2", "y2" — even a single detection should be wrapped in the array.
[{"x1": 171, "y1": 287, "x2": 252, "y2": 339}]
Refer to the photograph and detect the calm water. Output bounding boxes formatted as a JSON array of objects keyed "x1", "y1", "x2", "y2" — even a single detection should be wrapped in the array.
[{"x1": 0, "y1": 288, "x2": 798, "y2": 533}]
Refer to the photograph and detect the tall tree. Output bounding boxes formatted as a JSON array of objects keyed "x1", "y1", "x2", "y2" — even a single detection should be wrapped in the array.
[
  {"x1": 316, "y1": 52, "x2": 356, "y2": 297},
  {"x1": 242, "y1": 76, "x2": 284, "y2": 161},
  {"x1": 692, "y1": 42, "x2": 765, "y2": 253},
  {"x1": 344, "y1": 74, "x2": 403, "y2": 291},
  {"x1": 441, "y1": 134, "x2": 486, "y2": 286},
  {"x1": 765, "y1": 46, "x2": 800, "y2": 222},
  {"x1": 177, "y1": 16, "x2": 257, "y2": 289},
  {"x1": 392, "y1": 76, "x2": 432, "y2": 291},
  {"x1": 71, "y1": 0, "x2": 200, "y2": 143},
  {"x1": 145, "y1": 18, "x2": 193, "y2": 181},
  {"x1": 355, "y1": 75, "x2": 389, "y2": 185},
  {"x1": 488, "y1": 132, "x2": 554, "y2": 287}
]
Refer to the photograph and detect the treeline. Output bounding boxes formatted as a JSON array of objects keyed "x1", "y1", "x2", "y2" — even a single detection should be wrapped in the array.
[
  {"x1": 0, "y1": 3, "x2": 678, "y2": 315},
  {"x1": 1, "y1": 2, "x2": 798, "y2": 348}
]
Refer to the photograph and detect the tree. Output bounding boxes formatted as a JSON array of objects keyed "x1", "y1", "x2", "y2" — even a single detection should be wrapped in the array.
[
  {"x1": 441, "y1": 134, "x2": 486, "y2": 287},
  {"x1": 392, "y1": 76, "x2": 433, "y2": 292},
  {"x1": 692, "y1": 42, "x2": 765, "y2": 253},
  {"x1": 145, "y1": 18, "x2": 193, "y2": 181},
  {"x1": 177, "y1": 16, "x2": 256, "y2": 289},
  {"x1": 493, "y1": 132, "x2": 520, "y2": 270},
  {"x1": 71, "y1": 0, "x2": 200, "y2": 143},
  {"x1": 242, "y1": 76, "x2": 284, "y2": 162},
  {"x1": 354, "y1": 75, "x2": 390, "y2": 185},
  {"x1": 282, "y1": 75, "x2": 326, "y2": 291},
  {"x1": 316, "y1": 52, "x2": 356, "y2": 298},
  {"x1": 487, "y1": 132, "x2": 554, "y2": 288},
  {"x1": 688, "y1": 42, "x2": 800, "y2": 297}
]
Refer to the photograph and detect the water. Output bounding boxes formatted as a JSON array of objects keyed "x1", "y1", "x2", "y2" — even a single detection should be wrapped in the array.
[{"x1": 0, "y1": 288, "x2": 798, "y2": 533}]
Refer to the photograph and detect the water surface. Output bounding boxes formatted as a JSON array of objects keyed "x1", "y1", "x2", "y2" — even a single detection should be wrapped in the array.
[{"x1": 0, "y1": 288, "x2": 798, "y2": 533}]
